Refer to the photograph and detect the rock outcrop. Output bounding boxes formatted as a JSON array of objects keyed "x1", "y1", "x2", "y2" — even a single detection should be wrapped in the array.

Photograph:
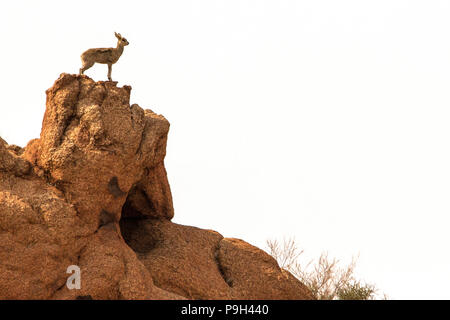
[{"x1": 0, "y1": 73, "x2": 313, "y2": 300}]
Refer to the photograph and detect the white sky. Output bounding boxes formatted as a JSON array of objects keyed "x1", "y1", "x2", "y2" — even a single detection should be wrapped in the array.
[{"x1": 1, "y1": 0, "x2": 450, "y2": 299}]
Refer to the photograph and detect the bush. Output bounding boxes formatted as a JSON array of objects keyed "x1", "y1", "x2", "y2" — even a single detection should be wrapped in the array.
[
  {"x1": 336, "y1": 282, "x2": 376, "y2": 300},
  {"x1": 266, "y1": 238, "x2": 383, "y2": 300}
]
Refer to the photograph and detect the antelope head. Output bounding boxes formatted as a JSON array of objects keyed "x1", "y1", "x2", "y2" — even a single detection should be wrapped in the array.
[{"x1": 115, "y1": 32, "x2": 129, "y2": 46}]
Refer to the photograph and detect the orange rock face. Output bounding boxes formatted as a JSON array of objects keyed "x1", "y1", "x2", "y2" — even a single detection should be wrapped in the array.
[
  {"x1": 120, "y1": 219, "x2": 314, "y2": 300},
  {"x1": 0, "y1": 74, "x2": 313, "y2": 300}
]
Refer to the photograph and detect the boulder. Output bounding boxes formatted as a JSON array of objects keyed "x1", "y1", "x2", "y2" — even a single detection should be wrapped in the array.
[
  {"x1": 120, "y1": 218, "x2": 314, "y2": 300},
  {"x1": 0, "y1": 73, "x2": 312, "y2": 300}
]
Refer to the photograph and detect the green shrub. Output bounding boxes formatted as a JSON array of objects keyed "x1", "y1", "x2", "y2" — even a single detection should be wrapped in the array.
[{"x1": 336, "y1": 282, "x2": 376, "y2": 300}]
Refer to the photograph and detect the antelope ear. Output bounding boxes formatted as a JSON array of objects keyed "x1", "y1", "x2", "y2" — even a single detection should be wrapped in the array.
[{"x1": 114, "y1": 32, "x2": 122, "y2": 39}]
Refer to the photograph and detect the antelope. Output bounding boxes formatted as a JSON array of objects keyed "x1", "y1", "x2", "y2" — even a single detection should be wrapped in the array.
[{"x1": 79, "y1": 32, "x2": 129, "y2": 81}]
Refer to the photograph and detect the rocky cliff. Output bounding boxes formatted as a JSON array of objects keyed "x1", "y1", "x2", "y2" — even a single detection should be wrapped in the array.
[{"x1": 0, "y1": 74, "x2": 313, "y2": 300}]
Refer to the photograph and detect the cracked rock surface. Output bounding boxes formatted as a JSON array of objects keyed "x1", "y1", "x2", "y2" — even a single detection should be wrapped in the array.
[{"x1": 0, "y1": 73, "x2": 313, "y2": 300}]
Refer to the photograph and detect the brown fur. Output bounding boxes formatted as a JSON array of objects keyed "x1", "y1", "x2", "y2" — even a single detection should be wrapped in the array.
[{"x1": 79, "y1": 32, "x2": 129, "y2": 81}]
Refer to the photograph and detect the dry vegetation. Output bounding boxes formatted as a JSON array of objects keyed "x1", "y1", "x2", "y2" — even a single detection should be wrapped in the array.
[{"x1": 267, "y1": 238, "x2": 385, "y2": 300}]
